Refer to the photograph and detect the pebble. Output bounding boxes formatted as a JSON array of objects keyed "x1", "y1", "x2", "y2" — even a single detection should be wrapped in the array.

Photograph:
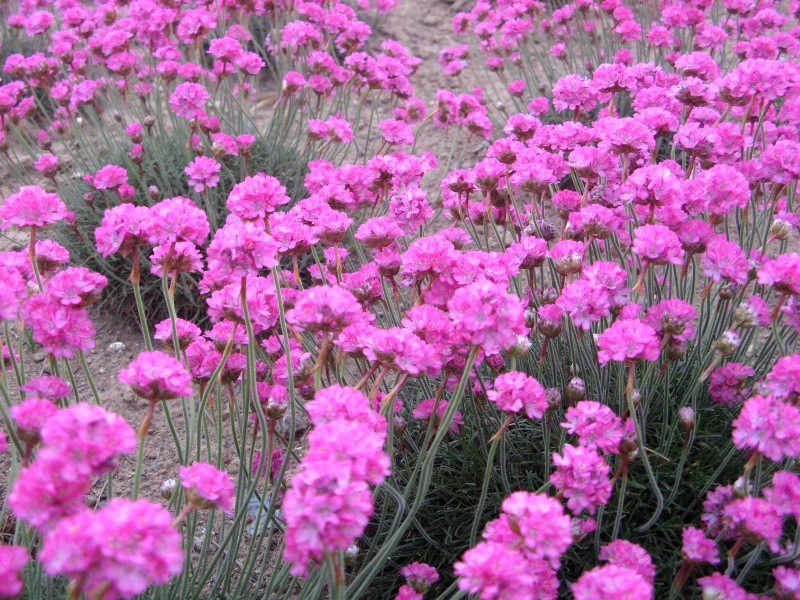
[{"x1": 108, "y1": 341, "x2": 126, "y2": 351}]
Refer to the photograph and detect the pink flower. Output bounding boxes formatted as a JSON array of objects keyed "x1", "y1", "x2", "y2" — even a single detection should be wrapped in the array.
[
  {"x1": 572, "y1": 565, "x2": 652, "y2": 599},
  {"x1": 732, "y1": 394, "x2": 800, "y2": 462},
  {"x1": 723, "y1": 497, "x2": 783, "y2": 552},
  {"x1": 227, "y1": 174, "x2": 290, "y2": 221},
  {"x1": 206, "y1": 219, "x2": 280, "y2": 280},
  {"x1": 0, "y1": 545, "x2": 29, "y2": 598},
  {"x1": 487, "y1": 372, "x2": 548, "y2": 419},
  {"x1": 447, "y1": 281, "x2": 528, "y2": 356},
  {"x1": 282, "y1": 416, "x2": 388, "y2": 576},
  {"x1": 562, "y1": 401, "x2": 624, "y2": 454},
  {"x1": 702, "y1": 237, "x2": 750, "y2": 285},
  {"x1": 401, "y1": 562, "x2": 439, "y2": 593},
  {"x1": 774, "y1": 567, "x2": 800, "y2": 599},
  {"x1": 119, "y1": 351, "x2": 194, "y2": 402},
  {"x1": 22, "y1": 293, "x2": 95, "y2": 359},
  {"x1": 412, "y1": 398, "x2": 464, "y2": 434},
  {"x1": 698, "y1": 573, "x2": 756, "y2": 600},
  {"x1": 47, "y1": 267, "x2": 107, "y2": 308},
  {"x1": 597, "y1": 319, "x2": 661, "y2": 365},
  {"x1": 11, "y1": 397, "x2": 58, "y2": 445},
  {"x1": 94, "y1": 204, "x2": 152, "y2": 257},
  {"x1": 0, "y1": 186, "x2": 73, "y2": 229},
  {"x1": 154, "y1": 318, "x2": 201, "y2": 351},
  {"x1": 758, "y1": 253, "x2": 800, "y2": 296},
  {"x1": 599, "y1": 540, "x2": 655, "y2": 584},
  {"x1": 287, "y1": 285, "x2": 365, "y2": 335},
  {"x1": 180, "y1": 463, "x2": 235, "y2": 515},
  {"x1": 148, "y1": 197, "x2": 210, "y2": 246},
  {"x1": 0, "y1": 266, "x2": 26, "y2": 320},
  {"x1": 709, "y1": 363, "x2": 754, "y2": 407},
  {"x1": 632, "y1": 224, "x2": 684, "y2": 266},
  {"x1": 764, "y1": 471, "x2": 800, "y2": 521},
  {"x1": 380, "y1": 119, "x2": 415, "y2": 146},
  {"x1": 455, "y1": 542, "x2": 555, "y2": 600},
  {"x1": 170, "y1": 82, "x2": 209, "y2": 120},
  {"x1": 765, "y1": 355, "x2": 800, "y2": 401},
  {"x1": 20, "y1": 376, "x2": 71, "y2": 402},
  {"x1": 39, "y1": 498, "x2": 183, "y2": 599},
  {"x1": 681, "y1": 526, "x2": 720, "y2": 564},
  {"x1": 91, "y1": 165, "x2": 128, "y2": 191},
  {"x1": 550, "y1": 444, "x2": 612, "y2": 515},
  {"x1": 185, "y1": 156, "x2": 221, "y2": 192},
  {"x1": 150, "y1": 242, "x2": 203, "y2": 277},
  {"x1": 9, "y1": 455, "x2": 90, "y2": 532},
  {"x1": 500, "y1": 492, "x2": 573, "y2": 568},
  {"x1": 40, "y1": 403, "x2": 136, "y2": 479}
]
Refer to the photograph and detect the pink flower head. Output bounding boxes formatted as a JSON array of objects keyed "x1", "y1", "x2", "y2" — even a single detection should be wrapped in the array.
[
  {"x1": 0, "y1": 545, "x2": 29, "y2": 598},
  {"x1": 306, "y1": 385, "x2": 387, "y2": 436},
  {"x1": 150, "y1": 242, "x2": 203, "y2": 277},
  {"x1": 764, "y1": 471, "x2": 800, "y2": 521},
  {"x1": 40, "y1": 403, "x2": 136, "y2": 479},
  {"x1": 185, "y1": 156, "x2": 221, "y2": 192},
  {"x1": 550, "y1": 444, "x2": 612, "y2": 515},
  {"x1": 597, "y1": 318, "x2": 661, "y2": 365},
  {"x1": 723, "y1": 497, "x2": 783, "y2": 552},
  {"x1": 148, "y1": 197, "x2": 210, "y2": 247},
  {"x1": 757, "y1": 253, "x2": 800, "y2": 296},
  {"x1": 642, "y1": 299, "x2": 697, "y2": 343},
  {"x1": 401, "y1": 562, "x2": 439, "y2": 593},
  {"x1": 0, "y1": 186, "x2": 73, "y2": 230},
  {"x1": 697, "y1": 573, "x2": 754, "y2": 600},
  {"x1": 22, "y1": 293, "x2": 95, "y2": 359},
  {"x1": 599, "y1": 540, "x2": 655, "y2": 584},
  {"x1": 681, "y1": 526, "x2": 720, "y2": 564},
  {"x1": 500, "y1": 491, "x2": 573, "y2": 568},
  {"x1": 154, "y1": 318, "x2": 201, "y2": 351},
  {"x1": 119, "y1": 351, "x2": 193, "y2": 402},
  {"x1": 765, "y1": 355, "x2": 800, "y2": 402},
  {"x1": 412, "y1": 398, "x2": 464, "y2": 434},
  {"x1": 11, "y1": 397, "x2": 58, "y2": 445},
  {"x1": 562, "y1": 401, "x2": 624, "y2": 454},
  {"x1": 455, "y1": 542, "x2": 555, "y2": 600},
  {"x1": 379, "y1": 119, "x2": 415, "y2": 146},
  {"x1": 20, "y1": 376, "x2": 71, "y2": 402},
  {"x1": 9, "y1": 454, "x2": 90, "y2": 531},
  {"x1": 206, "y1": 219, "x2": 280, "y2": 279},
  {"x1": 47, "y1": 267, "x2": 107, "y2": 308},
  {"x1": 732, "y1": 394, "x2": 800, "y2": 462},
  {"x1": 709, "y1": 363, "x2": 754, "y2": 407},
  {"x1": 572, "y1": 565, "x2": 652, "y2": 599},
  {"x1": 170, "y1": 82, "x2": 209, "y2": 120},
  {"x1": 39, "y1": 498, "x2": 183, "y2": 599},
  {"x1": 227, "y1": 174, "x2": 290, "y2": 221},
  {"x1": 774, "y1": 567, "x2": 800, "y2": 599},
  {"x1": 487, "y1": 372, "x2": 548, "y2": 419},
  {"x1": 632, "y1": 224, "x2": 683, "y2": 266},
  {"x1": 0, "y1": 266, "x2": 26, "y2": 321},
  {"x1": 180, "y1": 462, "x2": 235, "y2": 515},
  {"x1": 94, "y1": 204, "x2": 152, "y2": 257},
  {"x1": 447, "y1": 281, "x2": 528, "y2": 356},
  {"x1": 287, "y1": 285, "x2": 364, "y2": 335},
  {"x1": 91, "y1": 165, "x2": 128, "y2": 191},
  {"x1": 702, "y1": 236, "x2": 750, "y2": 285}
]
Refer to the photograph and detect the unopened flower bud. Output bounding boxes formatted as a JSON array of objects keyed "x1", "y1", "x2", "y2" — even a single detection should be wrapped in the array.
[
  {"x1": 508, "y1": 335, "x2": 532, "y2": 358},
  {"x1": 630, "y1": 389, "x2": 642, "y2": 407},
  {"x1": 566, "y1": 377, "x2": 586, "y2": 404},
  {"x1": 537, "y1": 218, "x2": 557, "y2": 241},
  {"x1": 733, "y1": 476, "x2": 749, "y2": 499},
  {"x1": 148, "y1": 186, "x2": 161, "y2": 201},
  {"x1": 545, "y1": 387, "x2": 562, "y2": 411},
  {"x1": 719, "y1": 283, "x2": 737, "y2": 300},
  {"x1": 667, "y1": 339, "x2": 687, "y2": 361},
  {"x1": 144, "y1": 115, "x2": 156, "y2": 131},
  {"x1": 393, "y1": 415, "x2": 407, "y2": 435},
  {"x1": 771, "y1": 218, "x2": 791, "y2": 240},
  {"x1": 344, "y1": 544, "x2": 359, "y2": 562},
  {"x1": 571, "y1": 517, "x2": 597, "y2": 544},
  {"x1": 733, "y1": 305, "x2": 758, "y2": 329},
  {"x1": 160, "y1": 479, "x2": 177, "y2": 500},
  {"x1": 714, "y1": 330, "x2": 741, "y2": 356},
  {"x1": 679, "y1": 406, "x2": 695, "y2": 431},
  {"x1": 524, "y1": 307, "x2": 537, "y2": 329}
]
